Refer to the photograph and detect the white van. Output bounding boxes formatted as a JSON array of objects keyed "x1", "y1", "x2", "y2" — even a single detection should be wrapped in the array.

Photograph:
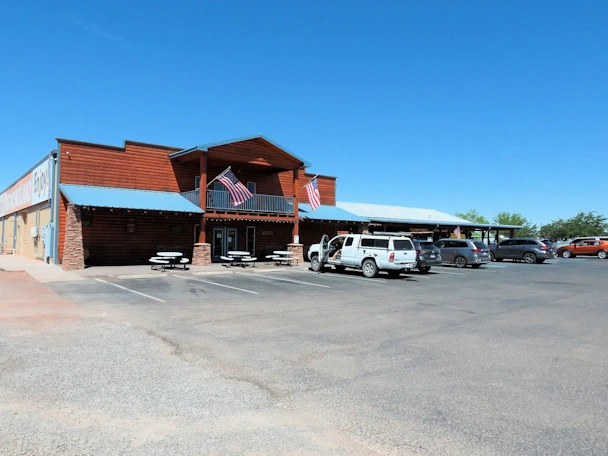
[{"x1": 308, "y1": 233, "x2": 417, "y2": 278}]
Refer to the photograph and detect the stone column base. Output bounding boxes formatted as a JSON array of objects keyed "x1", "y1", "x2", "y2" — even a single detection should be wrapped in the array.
[
  {"x1": 287, "y1": 243, "x2": 304, "y2": 263},
  {"x1": 62, "y1": 204, "x2": 85, "y2": 271},
  {"x1": 192, "y1": 243, "x2": 211, "y2": 266}
]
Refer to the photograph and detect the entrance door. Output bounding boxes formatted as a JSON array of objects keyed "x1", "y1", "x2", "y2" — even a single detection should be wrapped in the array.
[{"x1": 212, "y1": 227, "x2": 238, "y2": 260}]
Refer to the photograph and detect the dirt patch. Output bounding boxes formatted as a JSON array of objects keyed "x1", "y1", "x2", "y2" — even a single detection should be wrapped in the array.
[{"x1": 0, "y1": 272, "x2": 81, "y2": 328}]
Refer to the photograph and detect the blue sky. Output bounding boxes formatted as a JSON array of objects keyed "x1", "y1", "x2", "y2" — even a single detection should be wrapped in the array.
[{"x1": 1, "y1": 0, "x2": 606, "y2": 225}]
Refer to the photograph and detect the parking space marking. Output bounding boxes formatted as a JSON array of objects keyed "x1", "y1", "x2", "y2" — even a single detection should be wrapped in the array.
[
  {"x1": 236, "y1": 272, "x2": 331, "y2": 288},
  {"x1": 172, "y1": 275, "x2": 259, "y2": 294},
  {"x1": 434, "y1": 270, "x2": 465, "y2": 275},
  {"x1": 292, "y1": 270, "x2": 387, "y2": 284},
  {"x1": 95, "y1": 278, "x2": 166, "y2": 303}
]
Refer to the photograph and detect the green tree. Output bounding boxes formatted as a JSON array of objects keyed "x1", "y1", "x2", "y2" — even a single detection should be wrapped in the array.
[
  {"x1": 454, "y1": 209, "x2": 489, "y2": 224},
  {"x1": 493, "y1": 212, "x2": 538, "y2": 237},
  {"x1": 540, "y1": 212, "x2": 608, "y2": 240}
]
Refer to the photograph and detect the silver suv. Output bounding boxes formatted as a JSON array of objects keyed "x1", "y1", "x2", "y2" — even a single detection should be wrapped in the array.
[
  {"x1": 489, "y1": 238, "x2": 554, "y2": 264},
  {"x1": 433, "y1": 239, "x2": 491, "y2": 268}
]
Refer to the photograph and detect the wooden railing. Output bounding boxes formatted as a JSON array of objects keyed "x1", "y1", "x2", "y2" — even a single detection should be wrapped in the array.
[{"x1": 181, "y1": 189, "x2": 295, "y2": 215}]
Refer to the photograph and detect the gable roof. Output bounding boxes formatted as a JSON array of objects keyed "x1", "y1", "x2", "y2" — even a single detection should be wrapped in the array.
[{"x1": 169, "y1": 134, "x2": 311, "y2": 167}]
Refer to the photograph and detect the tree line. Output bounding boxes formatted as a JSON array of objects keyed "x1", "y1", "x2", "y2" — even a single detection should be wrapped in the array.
[{"x1": 454, "y1": 209, "x2": 608, "y2": 241}]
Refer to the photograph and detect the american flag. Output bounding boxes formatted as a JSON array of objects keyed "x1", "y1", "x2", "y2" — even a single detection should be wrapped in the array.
[
  {"x1": 453, "y1": 226, "x2": 461, "y2": 239},
  {"x1": 305, "y1": 176, "x2": 321, "y2": 210},
  {"x1": 217, "y1": 169, "x2": 253, "y2": 206}
]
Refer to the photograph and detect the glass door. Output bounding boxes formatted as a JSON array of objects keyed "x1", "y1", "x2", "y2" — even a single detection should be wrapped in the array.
[
  {"x1": 246, "y1": 226, "x2": 255, "y2": 256},
  {"x1": 212, "y1": 228, "x2": 224, "y2": 258},
  {"x1": 226, "y1": 228, "x2": 238, "y2": 253}
]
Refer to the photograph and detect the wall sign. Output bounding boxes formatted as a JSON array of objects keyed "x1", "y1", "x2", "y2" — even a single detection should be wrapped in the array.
[{"x1": 0, "y1": 158, "x2": 52, "y2": 218}]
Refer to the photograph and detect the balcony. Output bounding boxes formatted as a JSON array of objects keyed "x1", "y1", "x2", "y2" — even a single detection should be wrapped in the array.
[{"x1": 181, "y1": 189, "x2": 295, "y2": 215}]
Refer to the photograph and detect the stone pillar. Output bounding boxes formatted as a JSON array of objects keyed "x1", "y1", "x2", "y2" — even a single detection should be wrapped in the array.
[
  {"x1": 62, "y1": 204, "x2": 85, "y2": 270},
  {"x1": 192, "y1": 242, "x2": 211, "y2": 266},
  {"x1": 287, "y1": 243, "x2": 304, "y2": 263}
]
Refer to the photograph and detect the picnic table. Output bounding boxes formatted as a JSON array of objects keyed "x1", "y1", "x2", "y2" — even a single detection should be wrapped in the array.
[
  {"x1": 227, "y1": 251, "x2": 256, "y2": 267},
  {"x1": 273, "y1": 250, "x2": 298, "y2": 266},
  {"x1": 150, "y1": 251, "x2": 189, "y2": 271}
]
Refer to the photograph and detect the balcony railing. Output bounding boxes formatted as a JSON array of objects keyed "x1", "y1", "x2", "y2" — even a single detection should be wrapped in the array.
[{"x1": 181, "y1": 189, "x2": 295, "y2": 215}]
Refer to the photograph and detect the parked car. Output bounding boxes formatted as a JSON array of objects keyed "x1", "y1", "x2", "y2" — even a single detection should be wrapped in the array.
[
  {"x1": 489, "y1": 238, "x2": 554, "y2": 264},
  {"x1": 308, "y1": 233, "x2": 417, "y2": 278},
  {"x1": 558, "y1": 239, "x2": 608, "y2": 259},
  {"x1": 433, "y1": 239, "x2": 491, "y2": 268},
  {"x1": 412, "y1": 240, "x2": 442, "y2": 273}
]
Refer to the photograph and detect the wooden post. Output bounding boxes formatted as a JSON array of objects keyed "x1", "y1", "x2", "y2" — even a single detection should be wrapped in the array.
[
  {"x1": 292, "y1": 168, "x2": 300, "y2": 243},
  {"x1": 198, "y1": 153, "x2": 208, "y2": 243}
]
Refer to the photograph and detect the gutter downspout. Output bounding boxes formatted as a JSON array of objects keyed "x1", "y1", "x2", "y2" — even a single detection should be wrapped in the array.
[{"x1": 51, "y1": 146, "x2": 60, "y2": 264}]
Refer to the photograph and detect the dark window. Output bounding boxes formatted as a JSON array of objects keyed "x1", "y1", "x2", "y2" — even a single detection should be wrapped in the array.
[
  {"x1": 419, "y1": 242, "x2": 439, "y2": 251},
  {"x1": 500, "y1": 240, "x2": 513, "y2": 246},
  {"x1": 473, "y1": 241, "x2": 488, "y2": 249},
  {"x1": 434, "y1": 241, "x2": 445, "y2": 248},
  {"x1": 344, "y1": 237, "x2": 353, "y2": 247},
  {"x1": 514, "y1": 240, "x2": 527, "y2": 245},
  {"x1": 375, "y1": 239, "x2": 389, "y2": 248},
  {"x1": 247, "y1": 182, "x2": 256, "y2": 194},
  {"x1": 444, "y1": 240, "x2": 459, "y2": 248},
  {"x1": 457, "y1": 241, "x2": 469, "y2": 248},
  {"x1": 361, "y1": 238, "x2": 375, "y2": 247},
  {"x1": 393, "y1": 239, "x2": 414, "y2": 250}
]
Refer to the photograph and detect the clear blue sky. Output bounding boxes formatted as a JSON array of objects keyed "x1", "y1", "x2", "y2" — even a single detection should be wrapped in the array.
[{"x1": 1, "y1": 0, "x2": 606, "y2": 225}]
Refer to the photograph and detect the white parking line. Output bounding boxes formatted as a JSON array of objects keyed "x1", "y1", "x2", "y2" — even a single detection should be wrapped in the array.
[
  {"x1": 434, "y1": 271, "x2": 465, "y2": 276},
  {"x1": 236, "y1": 272, "x2": 331, "y2": 288},
  {"x1": 172, "y1": 275, "x2": 259, "y2": 295},
  {"x1": 292, "y1": 270, "x2": 387, "y2": 284},
  {"x1": 95, "y1": 278, "x2": 166, "y2": 303}
]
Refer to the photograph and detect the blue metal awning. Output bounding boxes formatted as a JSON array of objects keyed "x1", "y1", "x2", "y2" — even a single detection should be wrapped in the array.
[
  {"x1": 299, "y1": 203, "x2": 368, "y2": 222},
  {"x1": 59, "y1": 184, "x2": 204, "y2": 213}
]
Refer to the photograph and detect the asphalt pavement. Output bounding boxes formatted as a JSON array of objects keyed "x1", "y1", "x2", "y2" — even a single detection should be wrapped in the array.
[{"x1": 1, "y1": 258, "x2": 607, "y2": 455}]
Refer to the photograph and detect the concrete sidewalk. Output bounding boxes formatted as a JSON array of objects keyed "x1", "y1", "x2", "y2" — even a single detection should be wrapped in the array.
[
  {"x1": 0, "y1": 253, "x2": 309, "y2": 282},
  {"x1": 0, "y1": 254, "x2": 86, "y2": 283}
]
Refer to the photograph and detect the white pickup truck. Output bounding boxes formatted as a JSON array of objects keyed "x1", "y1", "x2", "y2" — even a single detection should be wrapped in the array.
[{"x1": 308, "y1": 233, "x2": 417, "y2": 278}]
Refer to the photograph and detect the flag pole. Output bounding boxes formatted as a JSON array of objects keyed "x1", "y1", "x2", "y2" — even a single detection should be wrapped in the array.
[
  {"x1": 206, "y1": 166, "x2": 231, "y2": 188},
  {"x1": 299, "y1": 174, "x2": 318, "y2": 190}
]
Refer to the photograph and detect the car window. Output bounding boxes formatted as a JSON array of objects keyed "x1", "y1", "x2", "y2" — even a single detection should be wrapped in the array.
[
  {"x1": 361, "y1": 237, "x2": 389, "y2": 248},
  {"x1": 344, "y1": 237, "x2": 353, "y2": 247},
  {"x1": 499, "y1": 240, "x2": 512, "y2": 246},
  {"x1": 420, "y1": 242, "x2": 439, "y2": 250},
  {"x1": 444, "y1": 240, "x2": 458, "y2": 248},
  {"x1": 457, "y1": 241, "x2": 469, "y2": 248},
  {"x1": 525, "y1": 240, "x2": 539, "y2": 245},
  {"x1": 393, "y1": 239, "x2": 414, "y2": 250},
  {"x1": 473, "y1": 241, "x2": 488, "y2": 249},
  {"x1": 361, "y1": 238, "x2": 374, "y2": 247},
  {"x1": 435, "y1": 241, "x2": 445, "y2": 248},
  {"x1": 514, "y1": 240, "x2": 527, "y2": 245},
  {"x1": 375, "y1": 239, "x2": 389, "y2": 248}
]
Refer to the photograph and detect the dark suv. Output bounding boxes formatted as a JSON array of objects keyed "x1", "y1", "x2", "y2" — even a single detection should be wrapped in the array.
[
  {"x1": 489, "y1": 238, "x2": 554, "y2": 264},
  {"x1": 413, "y1": 240, "x2": 442, "y2": 273}
]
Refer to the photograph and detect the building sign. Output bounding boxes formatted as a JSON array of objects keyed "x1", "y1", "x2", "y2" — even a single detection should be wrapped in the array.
[{"x1": 0, "y1": 158, "x2": 52, "y2": 217}]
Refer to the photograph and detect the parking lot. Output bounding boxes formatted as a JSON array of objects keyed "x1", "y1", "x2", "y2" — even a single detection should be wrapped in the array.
[{"x1": 1, "y1": 258, "x2": 607, "y2": 455}]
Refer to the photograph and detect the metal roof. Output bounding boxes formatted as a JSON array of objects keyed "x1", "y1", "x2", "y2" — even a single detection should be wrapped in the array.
[
  {"x1": 59, "y1": 184, "x2": 204, "y2": 213},
  {"x1": 336, "y1": 202, "x2": 521, "y2": 229},
  {"x1": 169, "y1": 134, "x2": 312, "y2": 167},
  {"x1": 299, "y1": 203, "x2": 368, "y2": 222}
]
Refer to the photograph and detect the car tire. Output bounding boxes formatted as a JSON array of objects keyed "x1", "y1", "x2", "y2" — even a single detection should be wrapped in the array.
[
  {"x1": 418, "y1": 266, "x2": 431, "y2": 273},
  {"x1": 471, "y1": 264, "x2": 481, "y2": 269},
  {"x1": 334, "y1": 265, "x2": 346, "y2": 272},
  {"x1": 454, "y1": 256, "x2": 467, "y2": 268},
  {"x1": 562, "y1": 250, "x2": 572, "y2": 258},
  {"x1": 536, "y1": 259, "x2": 545, "y2": 264},
  {"x1": 310, "y1": 255, "x2": 324, "y2": 272},
  {"x1": 523, "y1": 252, "x2": 536, "y2": 264},
  {"x1": 598, "y1": 250, "x2": 607, "y2": 259},
  {"x1": 489, "y1": 252, "x2": 495, "y2": 262},
  {"x1": 362, "y1": 259, "x2": 379, "y2": 278}
]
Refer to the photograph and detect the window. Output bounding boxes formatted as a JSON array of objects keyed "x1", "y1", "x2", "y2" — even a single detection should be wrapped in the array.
[
  {"x1": 419, "y1": 242, "x2": 439, "y2": 251},
  {"x1": 247, "y1": 182, "x2": 256, "y2": 194},
  {"x1": 444, "y1": 240, "x2": 458, "y2": 248},
  {"x1": 375, "y1": 239, "x2": 389, "y2": 248},
  {"x1": 500, "y1": 240, "x2": 513, "y2": 246},
  {"x1": 457, "y1": 241, "x2": 469, "y2": 248},
  {"x1": 246, "y1": 226, "x2": 255, "y2": 253},
  {"x1": 344, "y1": 237, "x2": 353, "y2": 247},
  {"x1": 515, "y1": 240, "x2": 527, "y2": 245},
  {"x1": 473, "y1": 241, "x2": 488, "y2": 249},
  {"x1": 525, "y1": 240, "x2": 539, "y2": 245},
  {"x1": 213, "y1": 181, "x2": 224, "y2": 192},
  {"x1": 195, "y1": 176, "x2": 200, "y2": 190},
  {"x1": 361, "y1": 238, "x2": 375, "y2": 247},
  {"x1": 360, "y1": 237, "x2": 389, "y2": 248},
  {"x1": 435, "y1": 241, "x2": 445, "y2": 248},
  {"x1": 393, "y1": 239, "x2": 414, "y2": 250}
]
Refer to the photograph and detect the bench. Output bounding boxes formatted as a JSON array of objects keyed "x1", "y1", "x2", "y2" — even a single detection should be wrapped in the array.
[
  {"x1": 265, "y1": 255, "x2": 278, "y2": 264},
  {"x1": 178, "y1": 257, "x2": 190, "y2": 270},
  {"x1": 220, "y1": 256, "x2": 234, "y2": 267},
  {"x1": 241, "y1": 257, "x2": 257, "y2": 267},
  {"x1": 149, "y1": 258, "x2": 170, "y2": 272},
  {"x1": 276, "y1": 257, "x2": 297, "y2": 266}
]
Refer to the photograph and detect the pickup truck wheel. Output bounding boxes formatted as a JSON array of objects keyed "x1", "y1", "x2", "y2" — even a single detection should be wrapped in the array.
[
  {"x1": 454, "y1": 256, "x2": 467, "y2": 268},
  {"x1": 598, "y1": 250, "x2": 607, "y2": 259},
  {"x1": 362, "y1": 259, "x2": 379, "y2": 278},
  {"x1": 310, "y1": 255, "x2": 324, "y2": 272}
]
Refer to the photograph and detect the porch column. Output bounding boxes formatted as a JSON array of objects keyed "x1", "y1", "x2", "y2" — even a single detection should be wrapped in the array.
[
  {"x1": 292, "y1": 168, "x2": 300, "y2": 243},
  {"x1": 62, "y1": 204, "x2": 85, "y2": 270},
  {"x1": 198, "y1": 153, "x2": 207, "y2": 244}
]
